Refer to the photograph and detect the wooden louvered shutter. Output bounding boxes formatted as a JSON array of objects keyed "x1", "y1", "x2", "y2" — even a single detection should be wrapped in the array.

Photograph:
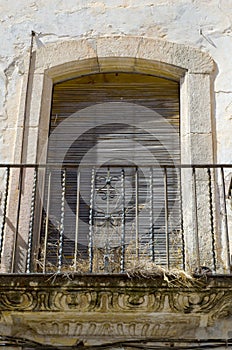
[{"x1": 42, "y1": 72, "x2": 181, "y2": 271}]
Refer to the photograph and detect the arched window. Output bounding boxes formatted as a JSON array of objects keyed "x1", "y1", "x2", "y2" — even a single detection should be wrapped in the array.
[{"x1": 1, "y1": 37, "x2": 221, "y2": 274}]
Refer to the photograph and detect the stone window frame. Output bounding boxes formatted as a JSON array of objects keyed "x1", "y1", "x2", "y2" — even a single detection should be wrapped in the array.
[
  {"x1": 15, "y1": 36, "x2": 215, "y2": 166},
  {"x1": 7, "y1": 36, "x2": 218, "y2": 272}
]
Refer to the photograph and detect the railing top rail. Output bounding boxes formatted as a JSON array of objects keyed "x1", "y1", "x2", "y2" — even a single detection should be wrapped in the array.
[{"x1": 0, "y1": 163, "x2": 231, "y2": 169}]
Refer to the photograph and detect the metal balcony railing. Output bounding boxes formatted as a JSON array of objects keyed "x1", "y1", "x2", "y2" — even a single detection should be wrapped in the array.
[{"x1": 0, "y1": 164, "x2": 231, "y2": 274}]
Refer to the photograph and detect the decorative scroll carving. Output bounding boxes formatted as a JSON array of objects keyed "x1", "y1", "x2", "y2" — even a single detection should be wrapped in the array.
[
  {"x1": 116, "y1": 291, "x2": 163, "y2": 312},
  {"x1": 169, "y1": 291, "x2": 228, "y2": 314},
  {"x1": 0, "y1": 277, "x2": 232, "y2": 330},
  {"x1": 209, "y1": 292, "x2": 232, "y2": 321},
  {"x1": 0, "y1": 287, "x2": 232, "y2": 321},
  {"x1": 0, "y1": 276, "x2": 232, "y2": 348},
  {"x1": 53, "y1": 291, "x2": 95, "y2": 311},
  {"x1": 0, "y1": 291, "x2": 35, "y2": 311}
]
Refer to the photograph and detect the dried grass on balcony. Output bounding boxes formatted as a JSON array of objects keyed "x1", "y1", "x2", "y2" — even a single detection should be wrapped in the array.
[
  {"x1": 125, "y1": 260, "x2": 196, "y2": 287},
  {"x1": 35, "y1": 242, "x2": 198, "y2": 287}
]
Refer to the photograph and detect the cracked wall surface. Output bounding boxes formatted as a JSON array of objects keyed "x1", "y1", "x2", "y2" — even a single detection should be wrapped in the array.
[{"x1": 0, "y1": 0, "x2": 231, "y2": 164}]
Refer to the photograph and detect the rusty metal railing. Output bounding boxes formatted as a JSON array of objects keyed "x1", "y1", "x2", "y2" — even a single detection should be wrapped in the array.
[{"x1": 0, "y1": 164, "x2": 231, "y2": 274}]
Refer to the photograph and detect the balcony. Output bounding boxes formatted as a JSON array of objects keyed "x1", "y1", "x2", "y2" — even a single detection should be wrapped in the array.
[
  {"x1": 0, "y1": 164, "x2": 231, "y2": 275},
  {"x1": 0, "y1": 164, "x2": 232, "y2": 348}
]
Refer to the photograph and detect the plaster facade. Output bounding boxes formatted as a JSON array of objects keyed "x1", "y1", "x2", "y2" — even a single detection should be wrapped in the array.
[
  {"x1": 0, "y1": 0, "x2": 231, "y2": 165},
  {"x1": 0, "y1": 1, "x2": 232, "y2": 349}
]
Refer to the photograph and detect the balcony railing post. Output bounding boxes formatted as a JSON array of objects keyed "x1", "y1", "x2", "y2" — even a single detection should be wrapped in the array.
[
  {"x1": 0, "y1": 167, "x2": 10, "y2": 263},
  {"x1": 74, "y1": 169, "x2": 81, "y2": 272},
  {"x1": 179, "y1": 167, "x2": 185, "y2": 270},
  {"x1": 150, "y1": 167, "x2": 155, "y2": 262},
  {"x1": 120, "y1": 168, "x2": 125, "y2": 273},
  {"x1": 11, "y1": 167, "x2": 23, "y2": 273},
  {"x1": 135, "y1": 167, "x2": 139, "y2": 260},
  {"x1": 26, "y1": 166, "x2": 38, "y2": 273},
  {"x1": 207, "y1": 167, "x2": 216, "y2": 272},
  {"x1": 58, "y1": 169, "x2": 66, "y2": 273},
  {"x1": 89, "y1": 168, "x2": 95, "y2": 273},
  {"x1": 192, "y1": 167, "x2": 200, "y2": 270},
  {"x1": 0, "y1": 167, "x2": 10, "y2": 264},
  {"x1": 220, "y1": 167, "x2": 231, "y2": 272},
  {"x1": 43, "y1": 170, "x2": 51, "y2": 274},
  {"x1": 164, "y1": 167, "x2": 170, "y2": 270}
]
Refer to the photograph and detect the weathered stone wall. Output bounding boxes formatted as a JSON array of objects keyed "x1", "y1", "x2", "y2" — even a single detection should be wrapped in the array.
[{"x1": 0, "y1": 0, "x2": 231, "y2": 164}]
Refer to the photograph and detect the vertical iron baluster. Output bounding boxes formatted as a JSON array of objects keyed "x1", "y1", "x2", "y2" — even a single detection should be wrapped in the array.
[
  {"x1": 164, "y1": 167, "x2": 170, "y2": 269},
  {"x1": 221, "y1": 167, "x2": 230, "y2": 272},
  {"x1": 135, "y1": 167, "x2": 139, "y2": 260},
  {"x1": 150, "y1": 167, "x2": 154, "y2": 262},
  {"x1": 106, "y1": 167, "x2": 110, "y2": 217},
  {"x1": 104, "y1": 167, "x2": 111, "y2": 273},
  {"x1": 192, "y1": 167, "x2": 200, "y2": 270},
  {"x1": 0, "y1": 167, "x2": 10, "y2": 264},
  {"x1": 74, "y1": 169, "x2": 81, "y2": 271},
  {"x1": 207, "y1": 167, "x2": 216, "y2": 272},
  {"x1": 43, "y1": 170, "x2": 51, "y2": 273},
  {"x1": 58, "y1": 168, "x2": 66, "y2": 272},
  {"x1": 179, "y1": 167, "x2": 185, "y2": 270},
  {"x1": 26, "y1": 167, "x2": 38, "y2": 273},
  {"x1": 12, "y1": 167, "x2": 23, "y2": 273},
  {"x1": 120, "y1": 168, "x2": 125, "y2": 272},
  {"x1": 89, "y1": 168, "x2": 95, "y2": 273}
]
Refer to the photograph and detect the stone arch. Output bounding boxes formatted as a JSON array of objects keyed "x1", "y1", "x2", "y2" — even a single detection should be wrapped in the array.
[{"x1": 34, "y1": 36, "x2": 214, "y2": 81}]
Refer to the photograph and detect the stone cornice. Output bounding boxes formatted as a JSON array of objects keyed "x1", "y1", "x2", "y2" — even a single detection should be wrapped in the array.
[
  {"x1": 0, "y1": 274, "x2": 232, "y2": 347},
  {"x1": 0, "y1": 274, "x2": 232, "y2": 314}
]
